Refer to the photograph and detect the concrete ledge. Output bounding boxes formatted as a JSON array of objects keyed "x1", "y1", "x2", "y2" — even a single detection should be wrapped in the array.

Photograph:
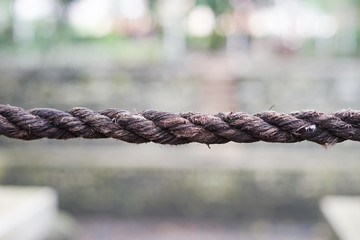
[
  {"x1": 0, "y1": 186, "x2": 57, "y2": 240},
  {"x1": 321, "y1": 196, "x2": 360, "y2": 240}
]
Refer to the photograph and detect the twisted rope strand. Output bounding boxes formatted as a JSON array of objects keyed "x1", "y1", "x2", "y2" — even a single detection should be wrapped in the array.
[{"x1": 1, "y1": 104, "x2": 359, "y2": 146}]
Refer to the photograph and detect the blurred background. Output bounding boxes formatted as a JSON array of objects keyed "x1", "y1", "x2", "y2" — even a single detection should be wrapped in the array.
[{"x1": 1, "y1": 0, "x2": 360, "y2": 239}]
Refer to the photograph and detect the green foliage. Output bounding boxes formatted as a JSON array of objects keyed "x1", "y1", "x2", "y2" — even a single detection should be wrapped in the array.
[
  {"x1": 187, "y1": 33, "x2": 226, "y2": 50},
  {"x1": 196, "y1": 0, "x2": 232, "y2": 15}
]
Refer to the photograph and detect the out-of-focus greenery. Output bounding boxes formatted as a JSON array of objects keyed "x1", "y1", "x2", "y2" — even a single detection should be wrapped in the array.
[
  {"x1": 1, "y1": 0, "x2": 359, "y2": 53},
  {"x1": 196, "y1": 0, "x2": 232, "y2": 15},
  {"x1": 186, "y1": 33, "x2": 226, "y2": 50}
]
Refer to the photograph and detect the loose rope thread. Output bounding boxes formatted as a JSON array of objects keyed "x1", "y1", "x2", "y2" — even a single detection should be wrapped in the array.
[{"x1": 1, "y1": 104, "x2": 360, "y2": 146}]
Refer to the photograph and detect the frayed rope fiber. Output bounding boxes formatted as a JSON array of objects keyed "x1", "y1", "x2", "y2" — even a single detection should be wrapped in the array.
[{"x1": 1, "y1": 104, "x2": 360, "y2": 146}]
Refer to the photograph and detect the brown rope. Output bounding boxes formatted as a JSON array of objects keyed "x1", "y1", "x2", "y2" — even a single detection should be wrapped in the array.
[{"x1": 1, "y1": 104, "x2": 359, "y2": 146}]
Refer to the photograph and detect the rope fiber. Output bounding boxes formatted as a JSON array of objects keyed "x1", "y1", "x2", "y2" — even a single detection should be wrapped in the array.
[{"x1": 1, "y1": 104, "x2": 360, "y2": 146}]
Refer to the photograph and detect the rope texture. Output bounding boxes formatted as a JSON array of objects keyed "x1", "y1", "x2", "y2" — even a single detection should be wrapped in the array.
[{"x1": 1, "y1": 104, "x2": 360, "y2": 146}]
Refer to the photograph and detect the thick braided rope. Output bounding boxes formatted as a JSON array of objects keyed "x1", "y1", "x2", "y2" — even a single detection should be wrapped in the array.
[{"x1": 1, "y1": 104, "x2": 360, "y2": 146}]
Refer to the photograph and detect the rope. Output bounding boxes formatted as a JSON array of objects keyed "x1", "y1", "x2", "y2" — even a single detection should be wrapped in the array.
[{"x1": 1, "y1": 104, "x2": 359, "y2": 146}]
